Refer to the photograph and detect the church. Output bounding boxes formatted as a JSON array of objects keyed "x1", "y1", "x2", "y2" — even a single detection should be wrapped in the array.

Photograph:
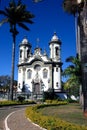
[{"x1": 17, "y1": 32, "x2": 63, "y2": 95}]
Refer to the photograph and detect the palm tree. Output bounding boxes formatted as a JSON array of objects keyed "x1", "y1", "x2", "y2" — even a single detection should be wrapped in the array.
[
  {"x1": 62, "y1": 0, "x2": 84, "y2": 15},
  {"x1": 62, "y1": 0, "x2": 84, "y2": 58},
  {"x1": 63, "y1": 56, "x2": 82, "y2": 83},
  {"x1": 64, "y1": 78, "x2": 80, "y2": 98},
  {"x1": 62, "y1": 56, "x2": 82, "y2": 98},
  {"x1": 0, "y1": 0, "x2": 34, "y2": 100},
  {"x1": 63, "y1": 0, "x2": 87, "y2": 115}
]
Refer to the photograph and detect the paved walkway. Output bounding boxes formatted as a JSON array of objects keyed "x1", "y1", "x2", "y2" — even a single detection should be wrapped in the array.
[{"x1": 4, "y1": 108, "x2": 46, "y2": 130}]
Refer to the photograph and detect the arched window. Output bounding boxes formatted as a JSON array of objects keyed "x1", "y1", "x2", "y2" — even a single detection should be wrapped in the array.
[
  {"x1": 56, "y1": 82, "x2": 58, "y2": 87},
  {"x1": 27, "y1": 69, "x2": 32, "y2": 79},
  {"x1": 43, "y1": 69, "x2": 48, "y2": 78},
  {"x1": 56, "y1": 67, "x2": 58, "y2": 72},
  {"x1": 55, "y1": 47, "x2": 59, "y2": 56},
  {"x1": 20, "y1": 50, "x2": 22, "y2": 58},
  {"x1": 27, "y1": 49, "x2": 29, "y2": 58}
]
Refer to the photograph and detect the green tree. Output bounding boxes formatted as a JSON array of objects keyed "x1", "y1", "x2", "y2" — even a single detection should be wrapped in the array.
[
  {"x1": 62, "y1": 0, "x2": 84, "y2": 58},
  {"x1": 62, "y1": 0, "x2": 87, "y2": 114},
  {"x1": 62, "y1": 0, "x2": 84, "y2": 15},
  {"x1": 62, "y1": 56, "x2": 82, "y2": 97},
  {"x1": 0, "y1": 75, "x2": 10, "y2": 92},
  {"x1": 0, "y1": 0, "x2": 34, "y2": 100}
]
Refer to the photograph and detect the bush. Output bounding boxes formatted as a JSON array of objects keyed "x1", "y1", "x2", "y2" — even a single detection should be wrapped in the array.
[
  {"x1": 17, "y1": 96, "x2": 25, "y2": 102},
  {"x1": 0, "y1": 100, "x2": 19, "y2": 106},
  {"x1": 44, "y1": 91, "x2": 54, "y2": 100},
  {"x1": 67, "y1": 98, "x2": 78, "y2": 103},
  {"x1": 45, "y1": 100, "x2": 68, "y2": 105},
  {"x1": 0, "y1": 100, "x2": 36, "y2": 107}
]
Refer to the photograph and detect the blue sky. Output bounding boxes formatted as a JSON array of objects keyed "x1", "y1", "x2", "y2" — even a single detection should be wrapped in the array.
[{"x1": 0, "y1": 0, "x2": 76, "y2": 80}]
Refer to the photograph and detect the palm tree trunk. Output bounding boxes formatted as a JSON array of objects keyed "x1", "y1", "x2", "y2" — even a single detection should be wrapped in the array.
[
  {"x1": 79, "y1": 1, "x2": 87, "y2": 115},
  {"x1": 79, "y1": 84, "x2": 83, "y2": 106},
  {"x1": 75, "y1": 13, "x2": 78, "y2": 54},
  {"x1": 75, "y1": 13, "x2": 81, "y2": 59},
  {"x1": 75, "y1": 12, "x2": 83, "y2": 106},
  {"x1": 10, "y1": 26, "x2": 16, "y2": 100}
]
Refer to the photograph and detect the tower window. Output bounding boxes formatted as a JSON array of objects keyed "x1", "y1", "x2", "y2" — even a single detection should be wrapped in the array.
[
  {"x1": 20, "y1": 50, "x2": 22, "y2": 58},
  {"x1": 43, "y1": 69, "x2": 48, "y2": 78},
  {"x1": 27, "y1": 49, "x2": 29, "y2": 58},
  {"x1": 56, "y1": 82, "x2": 58, "y2": 87},
  {"x1": 27, "y1": 69, "x2": 32, "y2": 79},
  {"x1": 56, "y1": 67, "x2": 58, "y2": 72},
  {"x1": 55, "y1": 47, "x2": 59, "y2": 56}
]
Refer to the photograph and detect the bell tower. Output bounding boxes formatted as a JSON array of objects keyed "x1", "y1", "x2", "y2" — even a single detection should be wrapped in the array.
[
  {"x1": 49, "y1": 32, "x2": 62, "y2": 92},
  {"x1": 19, "y1": 37, "x2": 31, "y2": 63},
  {"x1": 18, "y1": 37, "x2": 32, "y2": 90},
  {"x1": 49, "y1": 32, "x2": 61, "y2": 62}
]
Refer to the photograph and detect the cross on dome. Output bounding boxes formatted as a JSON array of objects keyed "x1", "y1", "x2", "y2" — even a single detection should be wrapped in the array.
[
  {"x1": 51, "y1": 32, "x2": 59, "y2": 42},
  {"x1": 22, "y1": 36, "x2": 29, "y2": 44}
]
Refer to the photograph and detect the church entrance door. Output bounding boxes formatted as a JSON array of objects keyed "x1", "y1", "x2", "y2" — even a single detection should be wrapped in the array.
[{"x1": 33, "y1": 83, "x2": 40, "y2": 95}]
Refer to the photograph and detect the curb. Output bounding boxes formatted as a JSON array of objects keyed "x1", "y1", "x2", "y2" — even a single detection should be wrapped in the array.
[
  {"x1": 27, "y1": 118, "x2": 47, "y2": 130},
  {"x1": 4, "y1": 109, "x2": 24, "y2": 130},
  {"x1": 4, "y1": 108, "x2": 46, "y2": 130}
]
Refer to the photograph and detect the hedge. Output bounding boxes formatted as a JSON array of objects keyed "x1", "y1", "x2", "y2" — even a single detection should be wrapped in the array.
[{"x1": 0, "y1": 100, "x2": 36, "y2": 107}]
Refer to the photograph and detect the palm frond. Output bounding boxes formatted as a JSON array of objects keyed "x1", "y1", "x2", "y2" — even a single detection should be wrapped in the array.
[
  {"x1": 63, "y1": 0, "x2": 77, "y2": 15},
  {"x1": 0, "y1": 18, "x2": 8, "y2": 26},
  {"x1": 63, "y1": 55, "x2": 82, "y2": 88},
  {"x1": 9, "y1": 0, "x2": 16, "y2": 8},
  {"x1": 23, "y1": 12, "x2": 35, "y2": 19},
  {"x1": 22, "y1": 19, "x2": 34, "y2": 24},
  {"x1": 62, "y1": 0, "x2": 84, "y2": 15},
  {"x1": 18, "y1": 22, "x2": 30, "y2": 31},
  {"x1": 0, "y1": 10, "x2": 8, "y2": 16},
  {"x1": 66, "y1": 56, "x2": 81, "y2": 67},
  {"x1": 66, "y1": 56, "x2": 74, "y2": 62},
  {"x1": 0, "y1": 0, "x2": 34, "y2": 33}
]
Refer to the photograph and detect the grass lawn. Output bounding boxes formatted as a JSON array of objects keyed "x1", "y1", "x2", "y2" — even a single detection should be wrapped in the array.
[{"x1": 38, "y1": 103, "x2": 87, "y2": 126}]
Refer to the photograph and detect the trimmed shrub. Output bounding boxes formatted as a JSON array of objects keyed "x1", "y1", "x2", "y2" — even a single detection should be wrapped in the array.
[
  {"x1": 67, "y1": 98, "x2": 79, "y2": 103},
  {"x1": 0, "y1": 100, "x2": 36, "y2": 106},
  {"x1": 0, "y1": 100, "x2": 19, "y2": 106},
  {"x1": 17, "y1": 96, "x2": 25, "y2": 102},
  {"x1": 45, "y1": 100, "x2": 68, "y2": 105}
]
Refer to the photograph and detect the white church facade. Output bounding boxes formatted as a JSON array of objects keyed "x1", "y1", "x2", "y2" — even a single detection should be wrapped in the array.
[{"x1": 17, "y1": 32, "x2": 63, "y2": 95}]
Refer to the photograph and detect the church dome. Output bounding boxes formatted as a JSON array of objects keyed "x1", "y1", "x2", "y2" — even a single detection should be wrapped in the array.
[
  {"x1": 22, "y1": 37, "x2": 29, "y2": 44},
  {"x1": 19, "y1": 36, "x2": 31, "y2": 47},
  {"x1": 49, "y1": 32, "x2": 61, "y2": 45},
  {"x1": 51, "y1": 32, "x2": 59, "y2": 42}
]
